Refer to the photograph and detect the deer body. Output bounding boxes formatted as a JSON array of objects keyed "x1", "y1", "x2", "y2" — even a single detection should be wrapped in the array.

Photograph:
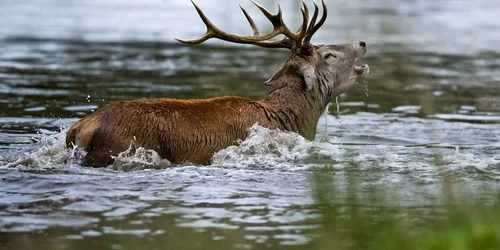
[{"x1": 66, "y1": 0, "x2": 369, "y2": 167}]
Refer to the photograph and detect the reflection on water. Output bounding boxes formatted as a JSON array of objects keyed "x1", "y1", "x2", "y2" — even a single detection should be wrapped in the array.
[{"x1": 1, "y1": 0, "x2": 500, "y2": 249}]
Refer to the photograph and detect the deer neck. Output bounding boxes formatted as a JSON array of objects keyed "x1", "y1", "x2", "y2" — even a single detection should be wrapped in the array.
[{"x1": 261, "y1": 76, "x2": 331, "y2": 140}]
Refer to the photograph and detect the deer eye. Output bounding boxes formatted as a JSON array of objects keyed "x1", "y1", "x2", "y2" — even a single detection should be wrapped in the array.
[{"x1": 324, "y1": 53, "x2": 337, "y2": 60}]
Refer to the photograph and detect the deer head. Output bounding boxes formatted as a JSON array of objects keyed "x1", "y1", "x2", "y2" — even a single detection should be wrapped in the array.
[{"x1": 176, "y1": 0, "x2": 368, "y2": 108}]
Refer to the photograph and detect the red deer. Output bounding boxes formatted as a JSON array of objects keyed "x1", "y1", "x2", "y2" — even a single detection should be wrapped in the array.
[{"x1": 66, "y1": 0, "x2": 369, "y2": 167}]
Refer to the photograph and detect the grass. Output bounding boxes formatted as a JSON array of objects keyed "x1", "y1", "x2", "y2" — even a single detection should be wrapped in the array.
[{"x1": 308, "y1": 164, "x2": 500, "y2": 250}]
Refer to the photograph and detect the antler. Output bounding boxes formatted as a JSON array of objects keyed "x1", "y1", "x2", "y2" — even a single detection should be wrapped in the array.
[{"x1": 175, "y1": 0, "x2": 328, "y2": 50}]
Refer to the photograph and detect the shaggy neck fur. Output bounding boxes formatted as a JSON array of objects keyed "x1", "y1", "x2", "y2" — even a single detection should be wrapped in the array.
[{"x1": 260, "y1": 64, "x2": 336, "y2": 140}]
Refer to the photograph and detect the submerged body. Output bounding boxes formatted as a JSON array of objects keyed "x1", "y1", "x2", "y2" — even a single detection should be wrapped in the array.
[
  {"x1": 66, "y1": 97, "x2": 264, "y2": 166},
  {"x1": 66, "y1": 76, "x2": 326, "y2": 167},
  {"x1": 67, "y1": 96, "x2": 313, "y2": 166},
  {"x1": 65, "y1": 1, "x2": 369, "y2": 167}
]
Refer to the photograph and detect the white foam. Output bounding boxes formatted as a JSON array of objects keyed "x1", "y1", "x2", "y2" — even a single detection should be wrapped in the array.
[
  {"x1": 2, "y1": 123, "x2": 497, "y2": 183},
  {"x1": 442, "y1": 152, "x2": 500, "y2": 180},
  {"x1": 110, "y1": 147, "x2": 171, "y2": 171},
  {"x1": 1, "y1": 128, "x2": 71, "y2": 170},
  {"x1": 339, "y1": 146, "x2": 500, "y2": 184},
  {"x1": 0, "y1": 127, "x2": 173, "y2": 171},
  {"x1": 4, "y1": 124, "x2": 336, "y2": 171},
  {"x1": 212, "y1": 124, "x2": 341, "y2": 169}
]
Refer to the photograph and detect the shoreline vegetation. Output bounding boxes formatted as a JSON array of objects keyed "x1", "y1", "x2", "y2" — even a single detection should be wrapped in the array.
[{"x1": 308, "y1": 165, "x2": 500, "y2": 250}]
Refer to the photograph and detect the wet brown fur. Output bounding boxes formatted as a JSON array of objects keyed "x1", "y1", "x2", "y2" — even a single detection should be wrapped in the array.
[
  {"x1": 66, "y1": 43, "x2": 366, "y2": 167},
  {"x1": 66, "y1": 69, "x2": 319, "y2": 167}
]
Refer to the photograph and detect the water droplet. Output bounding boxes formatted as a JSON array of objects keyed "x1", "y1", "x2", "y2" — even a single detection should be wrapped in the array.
[
  {"x1": 322, "y1": 103, "x2": 330, "y2": 136},
  {"x1": 335, "y1": 96, "x2": 340, "y2": 113},
  {"x1": 363, "y1": 77, "x2": 369, "y2": 97},
  {"x1": 335, "y1": 97, "x2": 342, "y2": 124}
]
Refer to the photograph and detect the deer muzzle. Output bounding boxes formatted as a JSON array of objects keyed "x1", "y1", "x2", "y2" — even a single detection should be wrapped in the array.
[{"x1": 353, "y1": 41, "x2": 369, "y2": 76}]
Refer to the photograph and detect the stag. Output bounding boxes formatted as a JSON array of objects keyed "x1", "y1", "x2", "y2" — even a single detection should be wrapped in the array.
[{"x1": 66, "y1": 0, "x2": 369, "y2": 167}]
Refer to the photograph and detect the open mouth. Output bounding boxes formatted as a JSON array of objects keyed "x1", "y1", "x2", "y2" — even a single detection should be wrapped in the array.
[
  {"x1": 353, "y1": 54, "x2": 369, "y2": 76},
  {"x1": 354, "y1": 64, "x2": 369, "y2": 75}
]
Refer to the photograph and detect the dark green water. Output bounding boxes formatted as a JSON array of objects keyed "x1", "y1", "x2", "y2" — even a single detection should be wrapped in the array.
[{"x1": 1, "y1": 0, "x2": 500, "y2": 249}]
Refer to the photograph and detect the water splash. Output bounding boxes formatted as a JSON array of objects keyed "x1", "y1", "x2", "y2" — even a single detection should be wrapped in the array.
[
  {"x1": 212, "y1": 124, "x2": 340, "y2": 169},
  {"x1": 0, "y1": 124, "x2": 341, "y2": 171},
  {"x1": 0, "y1": 128, "x2": 71, "y2": 170},
  {"x1": 0, "y1": 128, "x2": 173, "y2": 171},
  {"x1": 110, "y1": 147, "x2": 171, "y2": 171},
  {"x1": 1, "y1": 123, "x2": 497, "y2": 181},
  {"x1": 82, "y1": 125, "x2": 340, "y2": 171}
]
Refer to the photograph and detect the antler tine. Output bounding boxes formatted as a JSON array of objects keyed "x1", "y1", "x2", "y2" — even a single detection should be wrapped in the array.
[
  {"x1": 311, "y1": 0, "x2": 328, "y2": 35},
  {"x1": 303, "y1": 0, "x2": 328, "y2": 45},
  {"x1": 176, "y1": 0, "x2": 325, "y2": 50},
  {"x1": 176, "y1": 1, "x2": 285, "y2": 46},
  {"x1": 240, "y1": 5, "x2": 260, "y2": 36},
  {"x1": 174, "y1": 0, "x2": 216, "y2": 44},
  {"x1": 302, "y1": 1, "x2": 319, "y2": 44},
  {"x1": 251, "y1": 0, "x2": 309, "y2": 47},
  {"x1": 296, "y1": 1, "x2": 310, "y2": 36},
  {"x1": 250, "y1": 0, "x2": 277, "y2": 22}
]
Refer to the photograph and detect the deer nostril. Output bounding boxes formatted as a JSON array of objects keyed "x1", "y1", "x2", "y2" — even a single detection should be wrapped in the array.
[{"x1": 359, "y1": 41, "x2": 366, "y2": 48}]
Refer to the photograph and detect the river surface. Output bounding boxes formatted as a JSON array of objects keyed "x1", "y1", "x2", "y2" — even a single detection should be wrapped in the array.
[{"x1": 0, "y1": 0, "x2": 499, "y2": 249}]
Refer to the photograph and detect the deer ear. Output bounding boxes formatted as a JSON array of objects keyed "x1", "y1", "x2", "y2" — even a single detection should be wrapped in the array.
[
  {"x1": 299, "y1": 65, "x2": 317, "y2": 91},
  {"x1": 264, "y1": 65, "x2": 285, "y2": 86}
]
